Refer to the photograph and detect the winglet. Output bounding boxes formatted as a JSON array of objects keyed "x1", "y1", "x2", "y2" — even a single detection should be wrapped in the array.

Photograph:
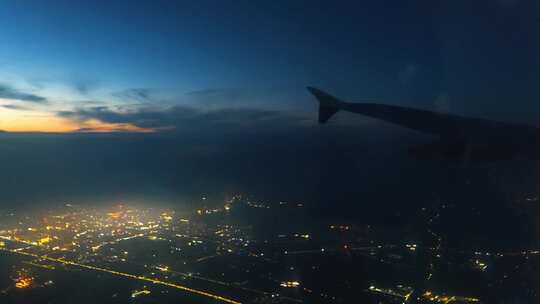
[{"x1": 307, "y1": 87, "x2": 342, "y2": 123}]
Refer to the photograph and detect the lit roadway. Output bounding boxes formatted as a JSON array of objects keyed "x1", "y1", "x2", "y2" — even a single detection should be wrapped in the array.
[{"x1": 0, "y1": 242, "x2": 241, "y2": 304}]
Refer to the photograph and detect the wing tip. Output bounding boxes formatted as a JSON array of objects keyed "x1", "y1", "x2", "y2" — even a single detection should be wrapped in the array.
[{"x1": 307, "y1": 86, "x2": 340, "y2": 124}]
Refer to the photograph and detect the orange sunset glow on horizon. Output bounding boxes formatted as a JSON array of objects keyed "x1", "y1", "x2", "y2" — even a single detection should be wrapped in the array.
[{"x1": 0, "y1": 109, "x2": 153, "y2": 133}]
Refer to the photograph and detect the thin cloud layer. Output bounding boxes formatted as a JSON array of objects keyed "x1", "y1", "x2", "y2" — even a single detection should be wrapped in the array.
[
  {"x1": 1, "y1": 104, "x2": 31, "y2": 111},
  {"x1": 57, "y1": 105, "x2": 307, "y2": 132},
  {"x1": 0, "y1": 83, "x2": 47, "y2": 103},
  {"x1": 113, "y1": 88, "x2": 155, "y2": 103}
]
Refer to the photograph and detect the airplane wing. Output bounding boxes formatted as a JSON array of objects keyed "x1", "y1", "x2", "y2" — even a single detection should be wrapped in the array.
[{"x1": 307, "y1": 86, "x2": 540, "y2": 143}]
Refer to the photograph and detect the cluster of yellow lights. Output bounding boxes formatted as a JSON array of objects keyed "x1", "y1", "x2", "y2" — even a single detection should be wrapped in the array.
[
  {"x1": 131, "y1": 289, "x2": 151, "y2": 298},
  {"x1": 474, "y1": 259, "x2": 488, "y2": 271},
  {"x1": 368, "y1": 286, "x2": 479, "y2": 304},
  {"x1": 38, "y1": 236, "x2": 52, "y2": 246},
  {"x1": 156, "y1": 265, "x2": 169, "y2": 272},
  {"x1": 280, "y1": 281, "x2": 300, "y2": 288},
  {"x1": 160, "y1": 213, "x2": 173, "y2": 221},
  {"x1": 15, "y1": 276, "x2": 33, "y2": 289},
  {"x1": 107, "y1": 211, "x2": 123, "y2": 219},
  {"x1": 422, "y1": 291, "x2": 480, "y2": 303}
]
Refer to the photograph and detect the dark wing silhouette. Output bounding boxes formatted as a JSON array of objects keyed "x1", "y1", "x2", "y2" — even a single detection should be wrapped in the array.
[{"x1": 307, "y1": 86, "x2": 540, "y2": 145}]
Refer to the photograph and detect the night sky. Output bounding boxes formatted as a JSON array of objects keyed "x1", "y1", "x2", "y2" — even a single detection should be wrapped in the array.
[{"x1": 1, "y1": 1, "x2": 540, "y2": 248}]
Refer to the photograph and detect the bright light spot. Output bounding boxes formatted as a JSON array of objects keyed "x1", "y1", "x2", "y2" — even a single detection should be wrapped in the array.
[
  {"x1": 15, "y1": 277, "x2": 33, "y2": 289},
  {"x1": 280, "y1": 281, "x2": 300, "y2": 288},
  {"x1": 131, "y1": 289, "x2": 151, "y2": 298}
]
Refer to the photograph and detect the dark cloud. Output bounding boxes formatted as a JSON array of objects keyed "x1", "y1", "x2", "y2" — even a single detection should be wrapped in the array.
[
  {"x1": 1, "y1": 104, "x2": 31, "y2": 111},
  {"x1": 59, "y1": 106, "x2": 195, "y2": 129},
  {"x1": 74, "y1": 127, "x2": 143, "y2": 133},
  {"x1": 75, "y1": 127, "x2": 99, "y2": 132},
  {"x1": 0, "y1": 83, "x2": 47, "y2": 103},
  {"x1": 113, "y1": 88, "x2": 154, "y2": 103},
  {"x1": 58, "y1": 105, "x2": 308, "y2": 131}
]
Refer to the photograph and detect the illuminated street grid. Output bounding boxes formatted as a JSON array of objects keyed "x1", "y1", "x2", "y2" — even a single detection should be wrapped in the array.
[
  {"x1": 0, "y1": 246, "x2": 241, "y2": 304},
  {"x1": 1, "y1": 198, "x2": 536, "y2": 303},
  {"x1": 0, "y1": 202, "x2": 251, "y2": 302}
]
